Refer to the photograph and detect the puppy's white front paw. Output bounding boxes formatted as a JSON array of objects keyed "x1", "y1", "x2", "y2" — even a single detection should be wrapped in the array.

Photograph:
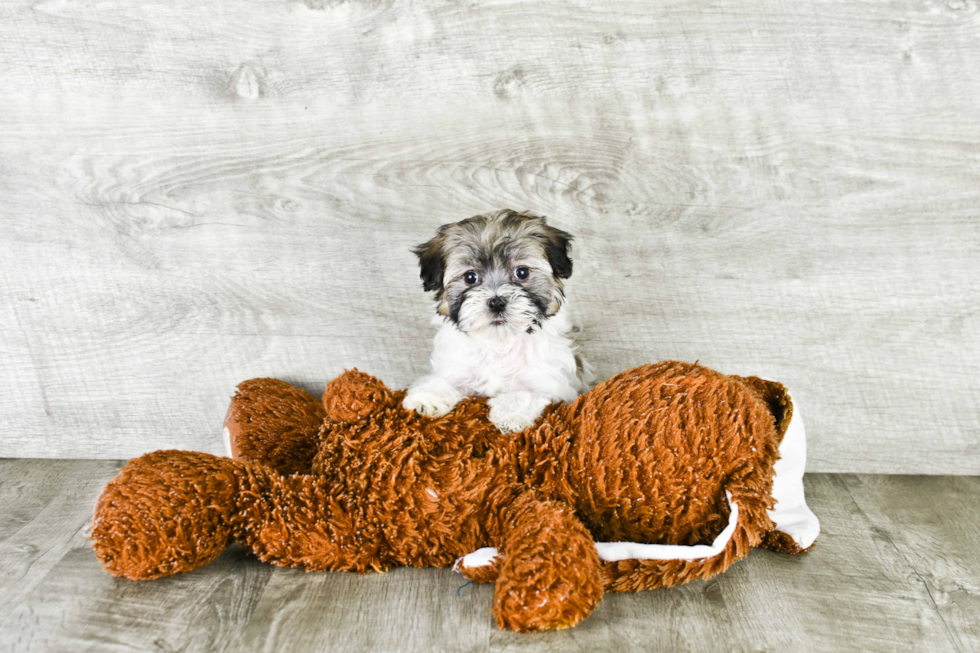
[
  {"x1": 403, "y1": 377, "x2": 463, "y2": 418},
  {"x1": 403, "y1": 390, "x2": 456, "y2": 418},
  {"x1": 490, "y1": 411, "x2": 536, "y2": 434},
  {"x1": 488, "y1": 392, "x2": 551, "y2": 434}
]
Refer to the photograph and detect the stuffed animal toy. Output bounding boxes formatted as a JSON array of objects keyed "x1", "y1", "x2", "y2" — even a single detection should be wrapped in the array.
[{"x1": 91, "y1": 361, "x2": 819, "y2": 632}]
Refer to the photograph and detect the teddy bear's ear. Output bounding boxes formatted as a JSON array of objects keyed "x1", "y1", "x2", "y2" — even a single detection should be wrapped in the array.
[
  {"x1": 732, "y1": 375, "x2": 793, "y2": 443},
  {"x1": 322, "y1": 369, "x2": 399, "y2": 423}
]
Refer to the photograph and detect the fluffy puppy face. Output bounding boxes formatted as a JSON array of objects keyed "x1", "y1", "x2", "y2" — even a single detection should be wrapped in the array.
[{"x1": 413, "y1": 209, "x2": 573, "y2": 339}]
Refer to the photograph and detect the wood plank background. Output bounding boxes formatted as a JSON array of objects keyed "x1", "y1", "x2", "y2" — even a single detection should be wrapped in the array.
[{"x1": 0, "y1": 0, "x2": 977, "y2": 472}]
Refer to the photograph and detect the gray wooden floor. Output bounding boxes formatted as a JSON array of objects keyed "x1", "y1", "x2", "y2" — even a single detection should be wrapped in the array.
[{"x1": 0, "y1": 460, "x2": 976, "y2": 652}]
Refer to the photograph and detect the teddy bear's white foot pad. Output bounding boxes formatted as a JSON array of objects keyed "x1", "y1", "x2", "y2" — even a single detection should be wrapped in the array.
[
  {"x1": 455, "y1": 491, "x2": 740, "y2": 570},
  {"x1": 766, "y1": 392, "x2": 820, "y2": 549}
]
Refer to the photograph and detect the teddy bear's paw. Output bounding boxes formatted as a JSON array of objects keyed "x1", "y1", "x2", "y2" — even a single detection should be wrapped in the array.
[
  {"x1": 488, "y1": 392, "x2": 550, "y2": 433},
  {"x1": 493, "y1": 560, "x2": 604, "y2": 632},
  {"x1": 453, "y1": 547, "x2": 501, "y2": 583}
]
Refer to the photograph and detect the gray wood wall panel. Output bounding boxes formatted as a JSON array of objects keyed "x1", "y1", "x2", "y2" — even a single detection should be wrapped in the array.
[{"x1": 1, "y1": 0, "x2": 978, "y2": 472}]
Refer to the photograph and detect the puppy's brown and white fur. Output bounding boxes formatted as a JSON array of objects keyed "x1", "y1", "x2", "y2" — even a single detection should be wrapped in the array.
[{"x1": 404, "y1": 209, "x2": 593, "y2": 432}]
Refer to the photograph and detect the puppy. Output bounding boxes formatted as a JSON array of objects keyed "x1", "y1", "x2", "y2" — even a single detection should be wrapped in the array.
[{"x1": 403, "y1": 209, "x2": 593, "y2": 433}]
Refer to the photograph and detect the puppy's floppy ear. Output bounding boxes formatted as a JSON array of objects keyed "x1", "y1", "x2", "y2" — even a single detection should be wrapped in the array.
[
  {"x1": 412, "y1": 232, "x2": 446, "y2": 293},
  {"x1": 538, "y1": 224, "x2": 574, "y2": 279}
]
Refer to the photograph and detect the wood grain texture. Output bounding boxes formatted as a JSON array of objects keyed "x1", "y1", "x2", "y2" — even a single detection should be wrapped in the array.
[
  {"x1": 0, "y1": 459, "x2": 122, "y2": 622},
  {"x1": 1, "y1": 460, "x2": 978, "y2": 652},
  {"x1": 0, "y1": 0, "x2": 978, "y2": 471},
  {"x1": 840, "y1": 474, "x2": 980, "y2": 651}
]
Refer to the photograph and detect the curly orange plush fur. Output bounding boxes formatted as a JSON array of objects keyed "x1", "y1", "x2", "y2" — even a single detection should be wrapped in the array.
[{"x1": 91, "y1": 361, "x2": 816, "y2": 632}]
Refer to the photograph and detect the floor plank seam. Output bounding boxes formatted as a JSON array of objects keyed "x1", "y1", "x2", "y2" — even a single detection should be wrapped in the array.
[{"x1": 839, "y1": 475, "x2": 964, "y2": 653}]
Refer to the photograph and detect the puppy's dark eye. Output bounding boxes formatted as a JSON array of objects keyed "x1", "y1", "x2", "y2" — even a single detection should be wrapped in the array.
[
  {"x1": 514, "y1": 266, "x2": 530, "y2": 280},
  {"x1": 464, "y1": 270, "x2": 479, "y2": 285}
]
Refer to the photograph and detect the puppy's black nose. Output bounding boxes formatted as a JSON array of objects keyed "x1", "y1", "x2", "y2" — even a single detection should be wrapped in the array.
[{"x1": 487, "y1": 296, "x2": 507, "y2": 314}]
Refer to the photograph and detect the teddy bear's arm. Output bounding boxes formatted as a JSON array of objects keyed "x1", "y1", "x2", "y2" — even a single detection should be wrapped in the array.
[{"x1": 224, "y1": 378, "x2": 325, "y2": 475}]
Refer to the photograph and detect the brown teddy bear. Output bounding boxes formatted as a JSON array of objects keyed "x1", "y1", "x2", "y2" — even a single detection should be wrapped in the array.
[{"x1": 91, "y1": 361, "x2": 819, "y2": 632}]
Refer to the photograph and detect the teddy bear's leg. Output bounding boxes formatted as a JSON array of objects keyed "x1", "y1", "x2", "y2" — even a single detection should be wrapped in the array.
[
  {"x1": 92, "y1": 450, "x2": 245, "y2": 580},
  {"x1": 224, "y1": 378, "x2": 325, "y2": 475},
  {"x1": 489, "y1": 491, "x2": 604, "y2": 632},
  {"x1": 93, "y1": 449, "x2": 382, "y2": 580}
]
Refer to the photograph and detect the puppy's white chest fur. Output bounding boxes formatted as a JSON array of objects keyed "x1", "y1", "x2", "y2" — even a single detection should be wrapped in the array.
[
  {"x1": 404, "y1": 306, "x2": 592, "y2": 433},
  {"x1": 430, "y1": 309, "x2": 586, "y2": 401}
]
